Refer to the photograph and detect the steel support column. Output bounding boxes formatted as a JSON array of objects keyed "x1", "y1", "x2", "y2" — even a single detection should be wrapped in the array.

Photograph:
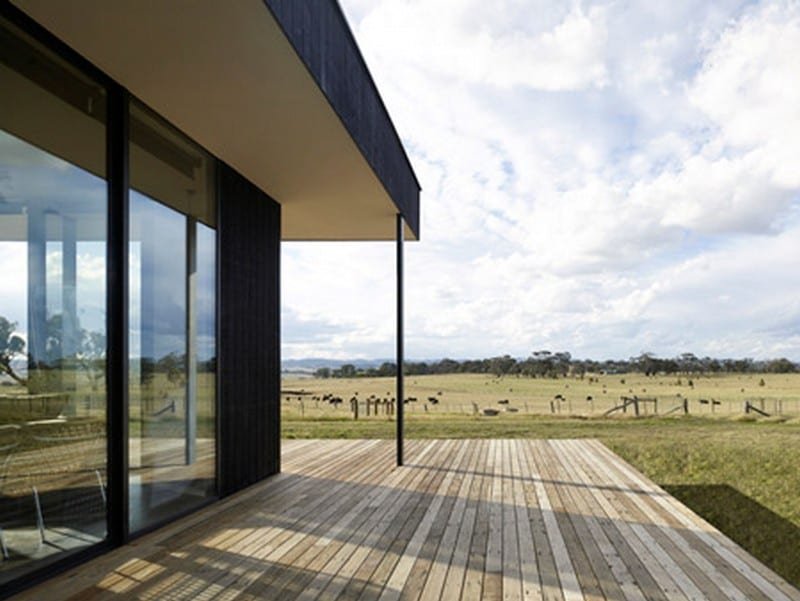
[{"x1": 396, "y1": 214, "x2": 404, "y2": 466}]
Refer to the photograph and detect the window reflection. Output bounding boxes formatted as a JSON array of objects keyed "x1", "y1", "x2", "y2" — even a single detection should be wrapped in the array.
[
  {"x1": 0, "y1": 18, "x2": 107, "y2": 584},
  {"x1": 128, "y1": 101, "x2": 216, "y2": 532}
]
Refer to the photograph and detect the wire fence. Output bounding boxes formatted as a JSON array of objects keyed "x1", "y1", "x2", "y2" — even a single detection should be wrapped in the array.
[{"x1": 281, "y1": 396, "x2": 800, "y2": 420}]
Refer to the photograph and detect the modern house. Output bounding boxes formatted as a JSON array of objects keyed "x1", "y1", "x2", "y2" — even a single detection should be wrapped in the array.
[{"x1": 0, "y1": 0, "x2": 419, "y2": 596}]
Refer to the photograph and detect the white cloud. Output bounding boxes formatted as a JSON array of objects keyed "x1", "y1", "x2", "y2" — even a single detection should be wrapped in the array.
[
  {"x1": 689, "y1": 1, "x2": 800, "y2": 190},
  {"x1": 282, "y1": 242, "x2": 395, "y2": 359},
  {"x1": 282, "y1": 0, "x2": 800, "y2": 361},
  {"x1": 357, "y1": 1, "x2": 609, "y2": 91}
]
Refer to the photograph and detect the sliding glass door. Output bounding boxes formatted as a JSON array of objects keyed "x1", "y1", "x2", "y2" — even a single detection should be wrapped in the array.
[
  {"x1": 128, "y1": 101, "x2": 217, "y2": 533},
  {"x1": 0, "y1": 13, "x2": 218, "y2": 590},
  {"x1": 0, "y1": 16, "x2": 108, "y2": 585}
]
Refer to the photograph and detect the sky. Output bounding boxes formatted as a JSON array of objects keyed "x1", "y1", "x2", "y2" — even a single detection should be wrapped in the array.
[{"x1": 282, "y1": 0, "x2": 800, "y2": 362}]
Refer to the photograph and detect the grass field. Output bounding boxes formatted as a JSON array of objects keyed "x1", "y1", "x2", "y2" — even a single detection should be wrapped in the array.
[
  {"x1": 282, "y1": 371, "x2": 800, "y2": 418},
  {"x1": 281, "y1": 372, "x2": 800, "y2": 589}
]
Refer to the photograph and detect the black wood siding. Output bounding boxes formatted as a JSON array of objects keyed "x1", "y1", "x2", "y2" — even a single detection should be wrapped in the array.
[
  {"x1": 264, "y1": 0, "x2": 421, "y2": 237},
  {"x1": 218, "y1": 162, "x2": 281, "y2": 496}
]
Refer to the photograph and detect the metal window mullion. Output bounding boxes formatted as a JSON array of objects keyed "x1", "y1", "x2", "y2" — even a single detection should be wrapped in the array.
[
  {"x1": 186, "y1": 216, "x2": 197, "y2": 465},
  {"x1": 106, "y1": 84, "x2": 129, "y2": 545}
]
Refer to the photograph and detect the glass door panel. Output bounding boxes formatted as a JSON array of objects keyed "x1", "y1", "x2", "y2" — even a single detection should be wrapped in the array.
[
  {"x1": 0, "y1": 17, "x2": 107, "y2": 584},
  {"x1": 128, "y1": 100, "x2": 216, "y2": 533}
]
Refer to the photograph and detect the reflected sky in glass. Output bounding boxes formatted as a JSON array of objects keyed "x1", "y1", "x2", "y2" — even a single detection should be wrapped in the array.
[{"x1": 0, "y1": 130, "x2": 106, "y2": 345}]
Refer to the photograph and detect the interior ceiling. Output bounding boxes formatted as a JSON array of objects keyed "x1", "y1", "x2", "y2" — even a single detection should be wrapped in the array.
[{"x1": 13, "y1": 0, "x2": 415, "y2": 241}]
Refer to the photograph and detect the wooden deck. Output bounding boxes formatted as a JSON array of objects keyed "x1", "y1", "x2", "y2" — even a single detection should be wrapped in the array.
[{"x1": 13, "y1": 439, "x2": 800, "y2": 600}]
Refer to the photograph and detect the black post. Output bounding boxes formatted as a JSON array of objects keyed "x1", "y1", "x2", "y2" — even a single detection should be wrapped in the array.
[
  {"x1": 396, "y1": 214, "x2": 404, "y2": 466},
  {"x1": 107, "y1": 84, "x2": 129, "y2": 544}
]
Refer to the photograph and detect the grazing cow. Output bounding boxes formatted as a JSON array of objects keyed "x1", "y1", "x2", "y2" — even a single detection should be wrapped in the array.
[
  {"x1": 554, "y1": 394, "x2": 564, "y2": 401},
  {"x1": 586, "y1": 395, "x2": 593, "y2": 401},
  {"x1": 498, "y1": 399, "x2": 509, "y2": 405}
]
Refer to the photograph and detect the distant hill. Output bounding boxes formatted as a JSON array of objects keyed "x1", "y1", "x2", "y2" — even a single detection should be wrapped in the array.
[{"x1": 282, "y1": 358, "x2": 391, "y2": 372}]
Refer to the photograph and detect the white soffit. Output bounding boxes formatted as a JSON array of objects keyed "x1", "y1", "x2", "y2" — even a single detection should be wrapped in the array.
[{"x1": 14, "y1": 0, "x2": 413, "y2": 240}]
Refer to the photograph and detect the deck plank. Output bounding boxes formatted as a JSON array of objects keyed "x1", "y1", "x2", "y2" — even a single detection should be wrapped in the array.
[
  {"x1": 355, "y1": 440, "x2": 457, "y2": 601},
  {"x1": 440, "y1": 440, "x2": 489, "y2": 601},
  {"x1": 542, "y1": 441, "x2": 624, "y2": 601},
  {"x1": 516, "y1": 440, "x2": 563, "y2": 601},
  {"x1": 418, "y1": 438, "x2": 482, "y2": 601},
  {"x1": 526, "y1": 441, "x2": 583, "y2": 601},
  {"x1": 9, "y1": 439, "x2": 799, "y2": 601},
  {"x1": 507, "y1": 439, "x2": 542, "y2": 601},
  {"x1": 587, "y1": 439, "x2": 799, "y2": 601},
  {"x1": 571, "y1": 440, "x2": 745, "y2": 601},
  {"x1": 460, "y1": 441, "x2": 492, "y2": 600}
]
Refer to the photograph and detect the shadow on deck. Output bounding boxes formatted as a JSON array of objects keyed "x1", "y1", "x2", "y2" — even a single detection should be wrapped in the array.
[
  {"x1": 666, "y1": 483, "x2": 800, "y2": 589},
  {"x1": 9, "y1": 439, "x2": 800, "y2": 600}
]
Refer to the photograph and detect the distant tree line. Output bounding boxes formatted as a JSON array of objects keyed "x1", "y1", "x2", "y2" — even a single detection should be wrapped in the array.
[{"x1": 314, "y1": 351, "x2": 798, "y2": 379}]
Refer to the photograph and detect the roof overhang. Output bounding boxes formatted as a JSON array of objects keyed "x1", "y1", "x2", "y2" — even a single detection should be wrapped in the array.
[{"x1": 12, "y1": 0, "x2": 419, "y2": 241}]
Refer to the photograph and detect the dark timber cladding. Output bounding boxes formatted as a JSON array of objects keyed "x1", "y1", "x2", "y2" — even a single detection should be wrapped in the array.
[
  {"x1": 265, "y1": 0, "x2": 421, "y2": 237},
  {"x1": 218, "y1": 162, "x2": 281, "y2": 497}
]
